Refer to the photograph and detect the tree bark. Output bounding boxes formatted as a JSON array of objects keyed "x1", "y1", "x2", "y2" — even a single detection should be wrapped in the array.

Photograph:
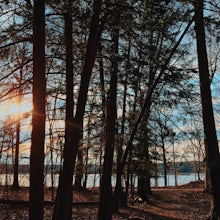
[
  {"x1": 194, "y1": 1, "x2": 220, "y2": 219},
  {"x1": 29, "y1": 1, "x2": 46, "y2": 219}
]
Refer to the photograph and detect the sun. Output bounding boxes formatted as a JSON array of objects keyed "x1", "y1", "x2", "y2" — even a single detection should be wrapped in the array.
[
  {"x1": 12, "y1": 102, "x2": 32, "y2": 115},
  {"x1": 8, "y1": 103, "x2": 21, "y2": 115},
  {"x1": 0, "y1": 101, "x2": 33, "y2": 120}
]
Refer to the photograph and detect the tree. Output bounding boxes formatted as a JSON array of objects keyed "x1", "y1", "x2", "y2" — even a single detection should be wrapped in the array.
[
  {"x1": 194, "y1": 1, "x2": 220, "y2": 219},
  {"x1": 98, "y1": 6, "x2": 120, "y2": 220},
  {"x1": 114, "y1": 0, "x2": 195, "y2": 205},
  {"x1": 52, "y1": 4, "x2": 75, "y2": 217},
  {"x1": 53, "y1": 1, "x2": 102, "y2": 219},
  {"x1": 114, "y1": 40, "x2": 130, "y2": 209},
  {"x1": 12, "y1": 60, "x2": 23, "y2": 189},
  {"x1": 158, "y1": 121, "x2": 169, "y2": 187},
  {"x1": 29, "y1": 0, "x2": 46, "y2": 220}
]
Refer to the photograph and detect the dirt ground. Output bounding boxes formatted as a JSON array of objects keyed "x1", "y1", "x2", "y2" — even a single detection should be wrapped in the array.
[{"x1": 0, "y1": 181, "x2": 212, "y2": 220}]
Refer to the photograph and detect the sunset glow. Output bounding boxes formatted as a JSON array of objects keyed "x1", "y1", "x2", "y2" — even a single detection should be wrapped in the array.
[{"x1": 0, "y1": 101, "x2": 32, "y2": 119}]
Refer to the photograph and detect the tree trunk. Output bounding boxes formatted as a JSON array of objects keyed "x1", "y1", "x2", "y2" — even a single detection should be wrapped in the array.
[
  {"x1": 162, "y1": 143, "x2": 167, "y2": 187},
  {"x1": 53, "y1": 9, "x2": 75, "y2": 219},
  {"x1": 98, "y1": 9, "x2": 119, "y2": 220},
  {"x1": 137, "y1": 139, "x2": 152, "y2": 200},
  {"x1": 173, "y1": 141, "x2": 177, "y2": 187},
  {"x1": 83, "y1": 109, "x2": 92, "y2": 188},
  {"x1": 138, "y1": 175, "x2": 149, "y2": 200},
  {"x1": 114, "y1": 40, "x2": 130, "y2": 210},
  {"x1": 13, "y1": 64, "x2": 22, "y2": 189},
  {"x1": 74, "y1": 146, "x2": 83, "y2": 190},
  {"x1": 12, "y1": 101, "x2": 20, "y2": 190},
  {"x1": 194, "y1": 1, "x2": 220, "y2": 219},
  {"x1": 205, "y1": 139, "x2": 212, "y2": 193},
  {"x1": 98, "y1": 48, "x2": 106, "y2": 187},
  {"x1": 53, "y1": 1, "x2": 102, "y2": 219},
  {"x1": 160, "y1": 123, "x2": 167, "y2": 187},
  {"x1": 29, "y1": 1, "x2": 46, "y2": 219}
]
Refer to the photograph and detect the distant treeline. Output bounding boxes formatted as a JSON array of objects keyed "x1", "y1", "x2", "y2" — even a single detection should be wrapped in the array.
[{"x1": 156, "y1": 161, "x2": 205, "y2": 174}]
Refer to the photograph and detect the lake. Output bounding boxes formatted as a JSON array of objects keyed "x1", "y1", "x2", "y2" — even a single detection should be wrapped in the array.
[{"x1": 0, "y1": 173, "x2": 205, "y2": 188}]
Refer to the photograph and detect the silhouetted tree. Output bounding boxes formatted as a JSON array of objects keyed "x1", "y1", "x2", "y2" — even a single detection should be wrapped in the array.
[
  {"x1": 29, "y1": 0, "x2": 46, "y2": 219},
  {"x1": 53, "y1": 1, "x2": 102, "y2": 219},
  {"x1": 194, "y1": 1, "x2": 220, "y2": 219},
  {"x1": 98, "y1": 7, "x2": 120, "y2": 220}
]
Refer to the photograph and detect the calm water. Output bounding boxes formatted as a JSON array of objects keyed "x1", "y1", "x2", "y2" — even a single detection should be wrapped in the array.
[
  {"x1": 0, "y1": 173, "x2": 205, "y2": 188},
  {"x1": 150, "y1": 173, "x2": 205, "y2": 187}
]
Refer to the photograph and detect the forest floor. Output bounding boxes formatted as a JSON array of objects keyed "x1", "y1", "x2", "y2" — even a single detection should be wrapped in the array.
[{"x1": 0, "y1": 181, "x2": 212, "y2": 219}]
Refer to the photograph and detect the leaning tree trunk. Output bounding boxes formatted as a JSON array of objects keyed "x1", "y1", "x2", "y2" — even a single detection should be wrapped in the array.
[
  {"x1": 52, "y1": 1, "x2": 102, "y2": 219},
  {"x1": 29, "y1": 0, "x2": 46, "y2": 219},
  {"x1": 194, "y1": 1, "x2": 220, "y2": 219}
]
